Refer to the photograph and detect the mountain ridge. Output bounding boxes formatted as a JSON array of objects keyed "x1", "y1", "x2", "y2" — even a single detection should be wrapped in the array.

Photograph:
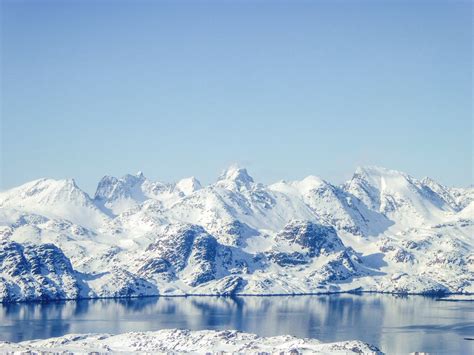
[{"x1": 0, "y1": 165, "x2": 472, "y2": 302}]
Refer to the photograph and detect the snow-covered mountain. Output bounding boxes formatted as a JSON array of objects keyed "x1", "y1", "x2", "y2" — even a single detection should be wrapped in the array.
[
  {"x1": 0, "y1": 166, "x2": 472, "y2": 302},
  {"x1": 94, "y1": 172, "x2": 201, "y2": 215}
]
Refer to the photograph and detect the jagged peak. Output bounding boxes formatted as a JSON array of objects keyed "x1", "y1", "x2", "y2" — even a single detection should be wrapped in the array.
[
  {"x1": 121, "y1": 171, "x2": 146, "y2": 185},
  {"x1": 176, "y1": 176, "x2": 202, "y2": 195},
  {"x1": 420, "y1": 176, "x2": 447, "y2": 189},
  {"x1": 217, "y1": 165, "x2": 254, "y2": 190},
  {"x1": 95, "y1": 172, "x2": 147, "y2": 199},
  {"x1": 97, "y1": 171, "x2": 146, "y2": 184},
  {"x1": 96, "y1": 175, "x2": 118, "y2": 185},
  {"x1": 95, "y1": 177, "x2": 137, "y2": 203},
  {"x1": 219, "y1": 165, "x2": 253, "y2": 182}
]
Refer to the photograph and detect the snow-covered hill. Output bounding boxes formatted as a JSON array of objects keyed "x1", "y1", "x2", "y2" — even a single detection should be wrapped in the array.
[
  {"x1": 0, "y1": 329, "x2": 383, "y2": 354},
  {"x1": 0, "y1": 166, "x2": 472, "y2": 302}
]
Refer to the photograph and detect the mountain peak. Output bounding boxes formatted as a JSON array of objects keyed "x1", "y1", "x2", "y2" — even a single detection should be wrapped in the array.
[
  {"x1": 95, "y1": 172, "x2": 146, "y2": 203},
  {"x1": 300, "y1": 175, "x2": 327, "y2": 188},
  {"x1": 421, "y1": 176, "x2": 443, "y2": 187},
  {"x1": 217, "y1": 165, "x2": 254, "y2": 190},
  {"x1": 0, "y1": 177, "x2": 98, "y2": 219},
  {"x1": 352, "y1": 166, "x2": 412, "y2": 187},
  {"x1": 219, "y1": 165, "x2": 254, "y2": 183},
  {"x1": 122, "y1": 172, "x2": 146, "y2": 185},
  {"x1": 176, "y1": 177, "x2": 202, "y2": 195},
  {"x1": 12, "y1": 178, "x2": 83, "y2": 198}
]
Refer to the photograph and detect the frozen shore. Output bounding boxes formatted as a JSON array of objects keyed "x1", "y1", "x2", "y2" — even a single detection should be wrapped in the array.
[{"x1": 0, "y1": 329, "x2": 383, "y2": 354}]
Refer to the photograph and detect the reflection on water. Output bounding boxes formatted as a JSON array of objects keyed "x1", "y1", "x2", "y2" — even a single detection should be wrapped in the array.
[{"x1": 1, "y1": 294, "x2": 473, "y2": 354}]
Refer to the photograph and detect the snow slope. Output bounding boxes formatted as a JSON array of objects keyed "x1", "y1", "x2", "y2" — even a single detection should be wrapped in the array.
[
  {"x1": 0, "y1": 166, "x2": 472, "y2": 302},
  {"x1": 0, "y1": 329, "x2": 383, "y2": 354}
]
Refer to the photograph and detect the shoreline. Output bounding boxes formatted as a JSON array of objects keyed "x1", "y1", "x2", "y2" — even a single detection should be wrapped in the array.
[
  {"x1": 2, "y1": 289, "x2": 472, "y2": 306},
  {"x1": 0, "y1": 328, "x2": 384, "y2": 354}
]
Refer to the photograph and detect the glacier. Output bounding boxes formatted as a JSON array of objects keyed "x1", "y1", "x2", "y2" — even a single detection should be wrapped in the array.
[{"x1": 0, "y1": 165, "x2": 472, "y2": 302}]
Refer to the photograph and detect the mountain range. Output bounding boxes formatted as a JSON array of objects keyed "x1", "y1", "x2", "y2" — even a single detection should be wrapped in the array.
[{"x1": 0, "y1": 165, "x2": 472, "y2": 302}]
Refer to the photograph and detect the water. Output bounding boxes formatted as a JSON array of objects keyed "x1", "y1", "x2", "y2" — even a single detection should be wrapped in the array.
[{"x1": 0, "y1": 294, "x2": 472, "y2": 354}]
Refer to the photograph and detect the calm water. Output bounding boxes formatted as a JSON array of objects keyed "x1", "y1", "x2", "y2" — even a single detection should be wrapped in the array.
[{"x1": 0, "y1": 294, "x2": 472, "y2": 354}]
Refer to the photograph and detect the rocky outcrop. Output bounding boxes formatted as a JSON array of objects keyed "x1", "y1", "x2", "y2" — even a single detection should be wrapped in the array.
[{"x1": 0, "y1": 241, "x2": 80, "y2": 302}]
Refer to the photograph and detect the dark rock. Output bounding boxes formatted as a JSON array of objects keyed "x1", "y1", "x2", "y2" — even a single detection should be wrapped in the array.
[
  {"x1": 267, "y1": 251, "x2": 308, "y2": 267},
  {"x1": 276, "y1": 220, "x2": 344, "y2": 256}
]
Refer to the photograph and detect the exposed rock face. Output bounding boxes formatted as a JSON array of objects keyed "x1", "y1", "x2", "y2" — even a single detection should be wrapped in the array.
[
  {"x1": 276, "y1": 220, "x2": 344, "y2": 257},
  {"x1": 267, "y1": 251, "x2": 308, "y2": 267},
  {"x1": 182, "y1": 233, "x2": 218, "y2": 287},
  {"x1": 317, "y1": 250, "x2": 358, "y2": 282},
  {"x1": 145, "y1": 224, "x2": 205, "y2": 272},
  {"x1": 140, "y1": 224, "x2": 220, "y2": 287},
  {"x1": 0, "y1": 241, "x2": 80, "y2": 302}
]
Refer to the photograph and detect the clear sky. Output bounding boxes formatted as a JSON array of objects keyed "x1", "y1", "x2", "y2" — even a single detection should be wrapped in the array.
[{"x1": 1, "y1": 0, "x2": 472, "y2": 193}]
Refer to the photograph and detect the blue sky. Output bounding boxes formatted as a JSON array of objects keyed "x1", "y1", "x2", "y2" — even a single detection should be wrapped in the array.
[{"x1": 1, "y1": 0, "x2": 472, "y2": 193}]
